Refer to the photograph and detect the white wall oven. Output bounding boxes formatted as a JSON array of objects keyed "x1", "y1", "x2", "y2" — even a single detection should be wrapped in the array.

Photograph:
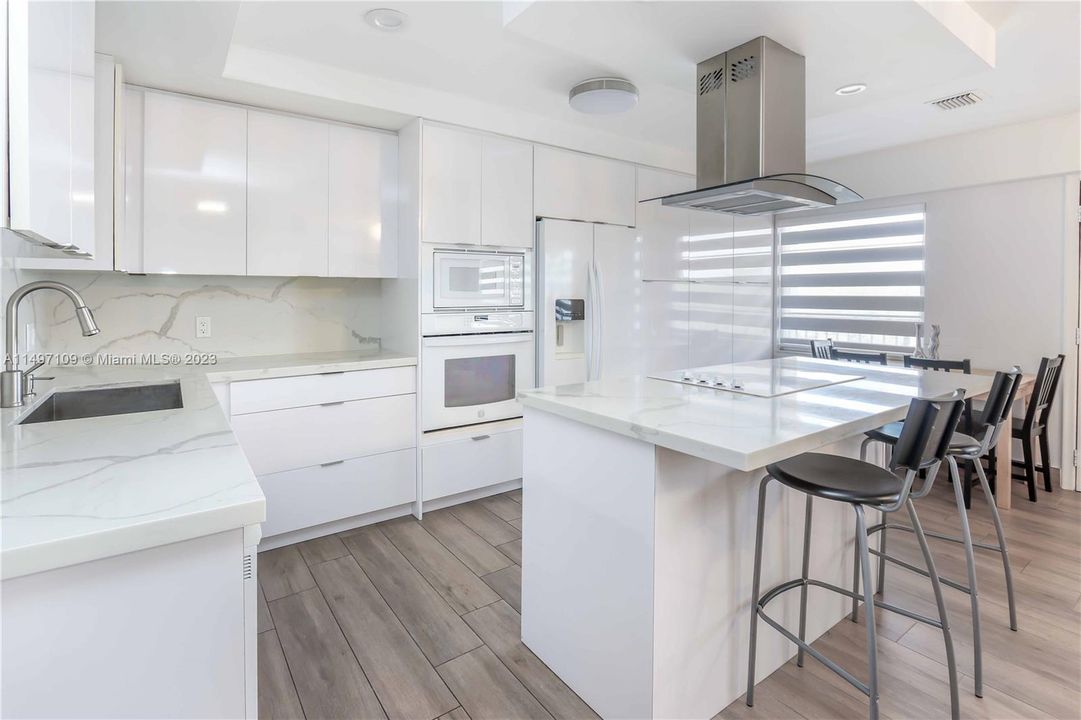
[
  {"x1": 421, "y1": 311, "x2": 534, "y2": 432},
  {"x1": 422, "y1": 246, "x2": 533, "y2": 314}
]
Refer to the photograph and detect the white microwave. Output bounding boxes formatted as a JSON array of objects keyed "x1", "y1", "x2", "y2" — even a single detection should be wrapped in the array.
[{"x1": 422, "y1": 246, "x2": 533, "y2": 313}]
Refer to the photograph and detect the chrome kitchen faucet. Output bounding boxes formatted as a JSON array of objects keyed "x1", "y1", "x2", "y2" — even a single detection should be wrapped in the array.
[{"x1": 2, "y1": 281, "x2": 100, "y2": 408}]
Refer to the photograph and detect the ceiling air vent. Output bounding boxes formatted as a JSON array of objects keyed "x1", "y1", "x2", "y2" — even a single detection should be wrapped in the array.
[{"x1": 928, "y1": 92, "x2": 983, "y2": 110}]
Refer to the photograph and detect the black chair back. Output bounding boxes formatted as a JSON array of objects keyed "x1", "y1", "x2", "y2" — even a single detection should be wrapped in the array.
[
  {"x1": 830, "y1": 348, "x2": 888, "y2": 365},
  {"x1": 903, "y1": 356, "x2": 972, "y2": 374},
  {"x1": 810, "y1": 339, "x2": 833, "y2": 360},
  {"x1": 976, "y1": 367, "x2": 1023, "y2": 446},
  {"x1": 1024, "y1": 354, "x2": 1065, "y2": 431},
  {"x1": 891, "y1": 390, "x2": 968, "y2": 473}
]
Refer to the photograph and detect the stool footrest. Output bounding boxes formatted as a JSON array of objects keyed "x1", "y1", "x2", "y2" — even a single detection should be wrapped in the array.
[
  {"x1": 867, "y1": 547, "x2": 970, "y2": 594},
  {"x1": 874, "y1": 522, "x2": 1005, "y2": 554}
]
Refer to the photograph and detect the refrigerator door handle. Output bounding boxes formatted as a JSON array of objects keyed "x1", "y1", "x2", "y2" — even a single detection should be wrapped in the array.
[
  {"x1": 593, "y1": 259, "x2": 603, "y2": 381},
  {"x1": 585, "y1": 260, "x2": 595, "y2": 382}
]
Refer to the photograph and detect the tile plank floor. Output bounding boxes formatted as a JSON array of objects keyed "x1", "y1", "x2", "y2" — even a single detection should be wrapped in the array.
[{"x1": 260, "y1": 481, "x2": 1081, "y2": 719}]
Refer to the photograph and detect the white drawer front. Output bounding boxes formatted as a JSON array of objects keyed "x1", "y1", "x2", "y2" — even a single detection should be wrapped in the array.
[
  {"x1": 232, "y1": 394, "x2": 416, "y2": 475},
  {"x1": 230, "y1": 366, "x2": 415, "y2": 415},
  {"x1": 260, "y1": 449, "x2": 417, "y2": 537},
  {"x1": 422, "y1": 428, "x2": 522, "y2": 501}
]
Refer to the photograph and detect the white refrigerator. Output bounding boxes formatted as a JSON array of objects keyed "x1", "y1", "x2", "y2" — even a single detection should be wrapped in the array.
[{"x1": 536, "y1": 218, "x2": 689, "y2": 386}]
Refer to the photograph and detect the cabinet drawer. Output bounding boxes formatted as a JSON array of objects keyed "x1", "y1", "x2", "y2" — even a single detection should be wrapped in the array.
[
  {"x1": 231, "y1": 394, "x2": 416, "y2": 475},
  {"x1": 230, "y1": 366, "x2": 415, "y2": 415},
  {"x1": 422, "y1": 428, "x2": 522, "y2": 501},
  {"x1": 259, "y1": 449, "x2": 416, "y2": 537}
]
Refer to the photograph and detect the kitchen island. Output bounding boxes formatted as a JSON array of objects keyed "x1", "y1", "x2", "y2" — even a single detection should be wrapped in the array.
[{"x1": 517, "y1": 357, "x2": 992, "y2": 720}]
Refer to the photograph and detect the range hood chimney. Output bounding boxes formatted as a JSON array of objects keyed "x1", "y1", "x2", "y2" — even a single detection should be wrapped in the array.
[{"x1": 658, "y1": 36, "x2": 861, "y2": 216}]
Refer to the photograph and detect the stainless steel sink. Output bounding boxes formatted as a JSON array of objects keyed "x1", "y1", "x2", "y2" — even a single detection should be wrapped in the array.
[{"x1": 17, "y1": 381, "x2": 184, "y2": 425}]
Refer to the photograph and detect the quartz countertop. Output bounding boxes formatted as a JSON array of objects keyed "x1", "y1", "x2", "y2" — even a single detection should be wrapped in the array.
[
  {"x1": 518, "y1": 357, "x2": 993, "y2": 471},
  {"x1": 1, "y1": 349, "x2": 416, "y2": 580}
]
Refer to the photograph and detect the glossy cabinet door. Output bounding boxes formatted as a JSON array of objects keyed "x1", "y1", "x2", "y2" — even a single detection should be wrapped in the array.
[
  {"x1": 481, "y1": 135, "x2": 533, "y2": 247},
  {"x1": 7, "y1": 0, "x2": 95, "y2": 253},
  {"x1": 593, "y1": 224, "x2": 642, "y2": 379},
  {"x1": 328, "y1": 124, "x2": 398, "y2": 277},
  {"x1": 421, "y1": 123, "x2": 482, "y2": 245},
  {"x1": 637, "y1": 167, "x2": 693, "y2": 282},
  {"x1": 142, "y1": 92, "x2": 247, "y2": 275},
  {"x1": 533, "y1": 146, "x2": 636, "y2": 227},
  {"x1": 247, "y1": 111, "x2": 330, "y2": 277}
]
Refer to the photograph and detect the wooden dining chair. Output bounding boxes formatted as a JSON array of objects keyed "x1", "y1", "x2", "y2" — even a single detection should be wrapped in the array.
[
  {"x1": 992, "y1": 354, "x2": 1065, "y2": 502},
  {"x1": 830, "y1": 347, "x2": 888, "y2": 365},
  {"x1": 810, "y1": 339, "x2": 833, "y2": 360},
  {"x1": 904, "y1": 356, "x2": 973, "y2": 374}
]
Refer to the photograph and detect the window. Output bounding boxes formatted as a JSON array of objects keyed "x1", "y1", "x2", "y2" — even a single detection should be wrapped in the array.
[{"x1": 776, "y1": 205, "x2": 925, "y2": 354}]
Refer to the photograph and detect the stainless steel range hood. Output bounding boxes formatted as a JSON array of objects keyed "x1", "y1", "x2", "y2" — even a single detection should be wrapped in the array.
[{"x1": 657, "y1": 36, "x2": 861, "y2": 216}]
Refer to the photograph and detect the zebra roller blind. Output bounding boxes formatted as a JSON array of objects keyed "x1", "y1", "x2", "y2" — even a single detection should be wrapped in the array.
[{"x1": 776, "y1": 204, "x2": 925, "y2": 354}]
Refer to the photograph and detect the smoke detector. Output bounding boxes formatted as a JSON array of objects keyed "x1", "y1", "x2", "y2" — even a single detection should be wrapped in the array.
[{"x1": 928, "y1": 92, "x2": 983, "y2": 110}]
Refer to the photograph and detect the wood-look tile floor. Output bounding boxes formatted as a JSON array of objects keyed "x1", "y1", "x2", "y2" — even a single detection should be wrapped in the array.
[{"x1": 258, "y1": 481, "x2": 1081, "y2": 720}]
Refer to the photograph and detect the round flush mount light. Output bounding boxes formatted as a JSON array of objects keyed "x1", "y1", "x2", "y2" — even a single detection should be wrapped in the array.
[
  {"x1": 569, "y1": 78, "x2": 639, "y2": 114},
  {"x1": 835, "y1": 83, "x2": 868, "y2": 96},
  {"x1": 365, "y1": 8, "x2": 407, "y2": 31}
]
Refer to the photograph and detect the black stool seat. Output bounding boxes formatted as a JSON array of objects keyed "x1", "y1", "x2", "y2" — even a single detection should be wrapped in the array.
[{"x1": 766, "y1": 453, "x2": 902, "y2": 505}]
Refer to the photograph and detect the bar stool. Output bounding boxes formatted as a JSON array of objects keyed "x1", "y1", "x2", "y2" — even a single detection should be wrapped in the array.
[
  {"x1": 747, "y1": 391, "x2": 967, "y2": 720},
  {"x1": 860, "y1": 368, "x2": 1022, "y2": 699},
  {"x1": 810, "y1": 338, "x2": 833, "y2": 360}
]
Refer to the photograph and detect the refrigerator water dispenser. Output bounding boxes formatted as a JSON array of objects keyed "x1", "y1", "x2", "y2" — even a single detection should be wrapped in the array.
[{"x1": 554, "y1": 299, "x2": 585, "y2": 353}]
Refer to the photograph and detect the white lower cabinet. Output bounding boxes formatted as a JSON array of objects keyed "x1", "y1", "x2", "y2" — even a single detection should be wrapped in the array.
[
  {"x1": 258, "y1": 449, "x2": 416, "y2": 537},
  {"x1": 422, "y1": 424, "x2": 522, "y2": 501},
  {"x1": 224, "y1": 366, "x2": 418, "y2": 541},
  {"x1": 230, "y1": 393, "x2": 415, "y2": 476}
]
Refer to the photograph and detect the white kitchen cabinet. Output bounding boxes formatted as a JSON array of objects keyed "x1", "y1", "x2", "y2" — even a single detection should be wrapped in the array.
[
  {"x1": 16, "y1": 53, "x2": 118, "y2": 270},
  {"x1": 422, "y1": 424, "x2": 522, "y2": 501},
  {"x1": 637, "y1": 167, "x2": 693, "y2": 282},
  {"x1": 2, "y1": 528, "x2": 254, "y2": 719},
  {"x1": 422, "y1": 124, "x2": 482, "y2": 246},
  {"x1": 420, "y1": 123, "x2": 532, "y2": 248},
  {"x1": 481, "y1": 135, "x2": 533, "y2": 247},
  {"x1": 329, "y1": 124, "x2": 398, "y2": 277},
  {"x1": 247, "y1": 111, "x2": 330, "y2": 277},
  {"x1": 142, "y1": 91, "x2": 247, "y2": 275},
  {"x1": 6, "y1": 0, "x2": 95, "y2": 254},
  {"x1": 533, "y1": 145, "x2": 636, "y2": 227}
]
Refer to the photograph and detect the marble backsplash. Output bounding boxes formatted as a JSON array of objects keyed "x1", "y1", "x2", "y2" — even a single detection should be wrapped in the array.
[{"x1": 5, "y1": 266, "x2": 384, "y2": 360}]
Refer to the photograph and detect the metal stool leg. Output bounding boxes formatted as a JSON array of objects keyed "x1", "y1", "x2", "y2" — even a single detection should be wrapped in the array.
[
  {"x1": 797, "y1": 495, "x2": 813, "y2": 667},
  {"x1": 907, "y1": 499, "x2": 961, "y2": 720},
  {"x1": 746, "y1": 476, "x2": 771, "y2": 707},
  {"x1": 948, "y1": 455, "x2": 983, "y2": 698},
  {"x1": 975, "y1": 459, "x2": 1018, "y2": 630},
  {"x1": 876, "y1": 509, "x2": 887, "y2": 596},
  {"x1": 851, "y1": 517, "x2": 862, "y2": 622},
  {"x1": 854, "y1": 505, "x2": 880, "y2": 720}
]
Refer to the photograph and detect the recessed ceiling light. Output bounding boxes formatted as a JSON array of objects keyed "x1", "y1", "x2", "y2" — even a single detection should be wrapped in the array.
[
  {"x1": 365, "y1": 8, "x2": 407, "y2": 31},
  {"x1": 835, "y1": 83, "x2": 867, "y2": 96},
  {"x1": 569, "y1": 78, "x2": 639, "y2": 114}
]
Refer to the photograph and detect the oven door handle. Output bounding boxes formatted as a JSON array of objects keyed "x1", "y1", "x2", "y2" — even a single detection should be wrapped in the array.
[{"x1": 422, "y1": 333, "x2": 534, "y2": 348}]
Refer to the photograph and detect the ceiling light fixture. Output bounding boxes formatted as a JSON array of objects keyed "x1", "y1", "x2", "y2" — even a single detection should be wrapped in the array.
[
  {"x1": 569, "y1": 78, "x2": 639, "y2": 114},
  {"x1": 365, "y1": 8, "x2": 407, "y2": 31},
  {"x1": 835, "y1": 83, "x2": 867, "y2": 96}
]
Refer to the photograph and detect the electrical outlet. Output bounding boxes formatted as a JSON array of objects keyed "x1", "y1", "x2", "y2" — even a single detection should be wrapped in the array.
[{"x1": 196, "y1": 316, "x2": 212, "y2": 339}]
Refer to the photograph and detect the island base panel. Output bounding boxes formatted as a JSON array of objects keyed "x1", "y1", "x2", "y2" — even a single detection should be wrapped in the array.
[{"x1": 521, "y1": 407, "x2": 882, "y2": 719}]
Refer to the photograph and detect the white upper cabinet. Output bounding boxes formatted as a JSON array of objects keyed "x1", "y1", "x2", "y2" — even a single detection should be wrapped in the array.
[
  {"x1": 142, "y1": 91, "x2": 247, "y2": 275},
  {"x1": 420, "y1": 123, "x2": 533, "y2": 248},
  {"x1": 637, "y1": 167, "x2": 694, "y2": 282},
  {"x1": 481, "y1": 135, "x2": 533, "y2": 247},
  {"x1": 7, "y1": 0, "x2": 95, "y2": 254},
  {"x1": 247, "y1": 111, "x2": 330, "y2": 277},
  {"x1": 533, "y1": 146, "x2": 636, "y2": 227},
  {"x1": 421, "y1": 124, "x2": 482, "y2": 246},
  {"x1": 328, "y1": 125, "x2": 398, "y2": 277}
]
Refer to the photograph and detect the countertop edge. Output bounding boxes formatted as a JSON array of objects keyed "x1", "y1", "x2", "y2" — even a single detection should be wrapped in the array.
[{"x1": 205, "y1": 354, "x2": 417, "y2": 384}]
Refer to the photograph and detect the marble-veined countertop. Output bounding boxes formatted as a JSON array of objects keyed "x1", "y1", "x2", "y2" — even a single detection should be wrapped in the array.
[
  {"x1": 1, "y1": 349, "x2": 416, "y2": 580},
  {"x1": 518, "y1": 357, "x2": 993, "y2": 471}
]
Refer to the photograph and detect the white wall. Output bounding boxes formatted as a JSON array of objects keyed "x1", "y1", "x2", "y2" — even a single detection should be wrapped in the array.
[{"x1": 809, "y1": 111, "x2": 1081, "y2": 199}]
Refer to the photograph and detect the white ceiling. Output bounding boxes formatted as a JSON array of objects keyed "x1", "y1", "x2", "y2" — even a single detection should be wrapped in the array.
[{"x1": 97, "y1": 1, "x2": 1080, "y2": 173}]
